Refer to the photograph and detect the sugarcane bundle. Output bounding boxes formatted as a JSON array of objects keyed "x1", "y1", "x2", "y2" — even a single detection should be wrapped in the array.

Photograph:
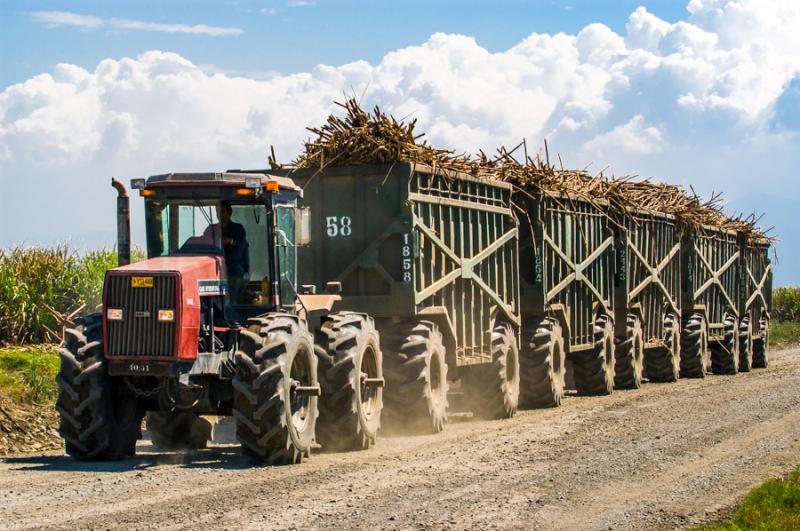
[{"x1": 279, "y1": 98, "x2": 771, "y2": 242}]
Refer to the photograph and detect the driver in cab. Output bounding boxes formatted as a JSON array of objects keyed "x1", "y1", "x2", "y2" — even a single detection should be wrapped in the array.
[{"x1": 205, "y1": 202, "x2": 249, "y2": 301}]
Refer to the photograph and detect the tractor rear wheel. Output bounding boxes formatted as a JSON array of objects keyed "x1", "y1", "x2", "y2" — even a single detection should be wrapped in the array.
[
  {"x1": 56, "y1": 313, "x2": 143, "y2": 461},
  {"x1": 645, "y1": 313, "x2": 680, "y2": 383},
  {"x1": 572, "y1": 314, "x2": 615, "y2": 395},
  {"x1": 752, "y1": 318, "x2": 769, "y2": 368},
  {"x1": 614, "y1": 314, "x2": 644, "y2": 390},
  {"x1": 738, "y1": 317, "x2": 753, "y2": 372},
  {"x1": 233, "y1": 314, "x2": 318, "y2": 465},
  {"x1": 520, "y1": 318, "x2": 565, "y2": 408},
  {"x1": 146, "y1": 412, "x2": 212, "y2": 450},
  {"x1": 680, "y1": 312, "x2": 708, "y2": 378},
  {"x1": 465, "y1": 322, "x2": 520, "y2": 419},
  {"x1": 711, "y1": 313, "x2": 739, "y2": 375},
  {"x1": 316, "y1": 312, "x2": 383, "y2": 452},
  {"x1": 383, "y1": 320, "x2": 448, "y2": 433}
]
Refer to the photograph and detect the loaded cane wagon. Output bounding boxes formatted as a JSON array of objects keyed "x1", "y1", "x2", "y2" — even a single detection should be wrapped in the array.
[
  {"x1": 259, "y1": 162, "x2": 523, "y2": 430},
  {"x1": 514, "y1": 189, "x2": 617, "y2": 407}
]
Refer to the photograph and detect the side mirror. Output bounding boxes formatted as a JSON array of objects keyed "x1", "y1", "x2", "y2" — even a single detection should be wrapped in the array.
[{"x1": 295, "y1": 207, "x2": 311, "y2": 246}]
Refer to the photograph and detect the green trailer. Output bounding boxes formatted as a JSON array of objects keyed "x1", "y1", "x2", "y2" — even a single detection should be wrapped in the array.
[
  {"x1": 613, "y1": 209, "x2": 684, "y2": 387},
  {"x1": 247, "y1": 162, "x2": 522, "y2": 430},
  {"x1": 738, "y1": 238, "x2": 772, "y2": 369},
  {"x1": 681, "y1": 226, "x2": 742, "y2": 375},
  {"x1": 515, "y1": 190, "x2": 617, "y2": 407}
]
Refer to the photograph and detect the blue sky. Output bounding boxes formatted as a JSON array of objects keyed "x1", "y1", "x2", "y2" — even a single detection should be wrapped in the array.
[
  {"x1": 1, "y1": 0, "x2": 798, "y2": 285},
  {"x1": 1, "y1": 1, "x2": 688, "y2": 87}
]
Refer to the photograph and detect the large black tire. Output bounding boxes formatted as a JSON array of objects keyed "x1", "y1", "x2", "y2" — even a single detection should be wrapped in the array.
[
  {"x1": 56, "y1": 313, "x2": 143, "y2": 461},
  {"x1": 146, "y1": 412, "x2": 212, "y2": 450},
  {"x1": 383, "y1": 320, "x2": 448, "y2": 433},
  {"x1": 738, "y1": 317, "x2": 753, "y2": 373},
  {"x1": 465, "y1": 322, "x2": 520, "y2": 419},
  {"x1": 571, "y1": 314, "x2": 615, "y2": 396},
  {"x1": 520, "y1": 317, "x2": 565, "y2": 408},
  {"x1": 233, "y1": 314, "x2": 318, "y2": 465},
  {"x1": 752, "y1": 318, "x2": 769, "y2": 368},
  {"x1": 316, "y1": 312, "x2": 383, "y2": 452},
  {"x1": 645, "y1": 313, "x2": 680, "y2": 383},
  {"x1": 614, "y1": 314, "x2": 644, "y2": 390},
  {"x1": 711, "y1": 313, "x2": 739, "y2": 375},
  {"x1": 680, "y1": 312, "x2": 709, "y2": 378}
]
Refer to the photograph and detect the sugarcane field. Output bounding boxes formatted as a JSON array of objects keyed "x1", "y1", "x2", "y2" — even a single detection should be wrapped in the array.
[{"x1": 3, "y1": 2, "x2": 800, "y2": 529}]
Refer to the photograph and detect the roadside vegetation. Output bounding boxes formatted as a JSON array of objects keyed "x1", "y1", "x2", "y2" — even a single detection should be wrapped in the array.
[
  {"x1": 0, "y1": 345, "x2": 59, "y2": 404},
  {"x1": 772, "y1": 287, "x2": 800, "y2": 348},
  {"x1": 0, "y1": 244, "x2": 143, "y2": 344},
  {"x1": 705, "y1": 466, "x2": 800, "y2": 530}
]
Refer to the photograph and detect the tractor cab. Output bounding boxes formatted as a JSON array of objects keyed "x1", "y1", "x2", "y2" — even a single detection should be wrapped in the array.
[{"x1": 133, "y1": 172, "x2": 309, "y2": 324}]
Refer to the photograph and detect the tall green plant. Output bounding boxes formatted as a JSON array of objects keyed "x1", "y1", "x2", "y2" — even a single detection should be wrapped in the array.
[
  {"x1": 0, "y1": 244, "x2": 143, "y2": 344},
  {"x1": 773, "y1": 287, "x2": 800, "y2": 323}
]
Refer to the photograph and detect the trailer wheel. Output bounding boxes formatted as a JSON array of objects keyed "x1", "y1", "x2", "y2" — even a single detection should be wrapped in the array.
[
  {"x1": 680, "y1": 312, "x2": 708, "y2": 378},
  {"x1": 316, "y1": 312, "x2": 383, "y2": 452},
  {"x1": 146, "y1": 412, "x2": 212, "y2": 450},
  {"x1": 383, "y1": 320, "x2": 448, "y2": 433},
  {"x1": 614, "y1": 314, "x2": 644, "y2": 390},
  {"x1": 752, "y1": 318, "x2": 769, "y2": 368},
  {"x1": 711, "y1": 313, "x2": 740, "y2": 375},
  {"x1": 645, "y1": 313, "x2": 680, "y2": 383},
  {"x1": 520, "y1": 317, "x2": 565, "y2": 408},
  {"x1": 233, "y1": 314, "x2": 318, "y2": 465},
  {"x1": 572, "y1": 314, "x2": 615, "y2": 395},
  {"x1": 466, "y1": 322, "x2": 520, "y2": 419},
  {"x1": 738, "y1": 317, "x2": 753, "y2": 372},
  {"x1": 56, "y1": 313, "x2": 143, "y2": 461}
]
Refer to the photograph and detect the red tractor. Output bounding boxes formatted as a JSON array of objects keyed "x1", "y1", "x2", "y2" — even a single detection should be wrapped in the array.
[{"x1": 56, "y1": 173, "x2": 384, "y2": 464}]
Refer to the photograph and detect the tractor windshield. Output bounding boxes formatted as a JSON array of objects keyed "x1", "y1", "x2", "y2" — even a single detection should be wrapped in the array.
[{"x1": 145, "y1": 199, "x2": 275, "y2": 305}]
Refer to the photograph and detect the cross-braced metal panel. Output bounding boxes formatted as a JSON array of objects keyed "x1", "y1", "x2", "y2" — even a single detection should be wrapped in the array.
[
  {"x1": 519, "y1": 193, "x2": 615, "y2": 352},
  {"x1": 742, "y1": 240, "x2": 772, "y2": 335},
  {"x1": 411, "y1": 171, "x2": 520, "y2": 365},
  {"x1": 690, "y1": 229, "x2": 740, "y2": 335},
  {"x1": 621, "y1": 212, "x2": 681, "y2": 346}
]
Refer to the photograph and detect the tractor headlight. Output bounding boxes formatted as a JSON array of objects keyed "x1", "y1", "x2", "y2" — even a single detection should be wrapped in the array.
[
  {"x1": 107, "y1": 308, "x2": 124, "y2": 321},
  {"x1": 158, "y1": 309, "x2": 175, "y2": 322}
]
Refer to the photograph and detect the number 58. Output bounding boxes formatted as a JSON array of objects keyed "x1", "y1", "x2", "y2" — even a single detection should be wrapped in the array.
[{"x1": 326, "y1": 216, "x2": 352, "y2": 237}]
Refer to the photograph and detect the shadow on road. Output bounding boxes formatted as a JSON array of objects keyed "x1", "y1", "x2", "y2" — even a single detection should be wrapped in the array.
[{"x1": 2, "y1": 444, "x2": 256, "y2": 472}]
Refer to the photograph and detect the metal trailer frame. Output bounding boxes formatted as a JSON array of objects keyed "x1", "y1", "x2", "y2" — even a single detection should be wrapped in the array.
[
  {"x1": 681, "y1": 225, "x2": 741, "y2": 340},
  {"x1": 613, "y1": 209, "x2": 682, "y2": 348},
  {"x1": 739, "y1": 237, "x2": 772, "y2": 341},
  {"x1": 517, "y1": 190, "x2": 616, "y2": 352},
  {"x1": 263, "y1": 162, "x2": 521, "y2": 372}
]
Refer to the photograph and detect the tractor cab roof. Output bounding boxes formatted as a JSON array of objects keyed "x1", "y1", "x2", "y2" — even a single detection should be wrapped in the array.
[{"x1": 132, "y1": 172, "x2": 301, "y2": 194}]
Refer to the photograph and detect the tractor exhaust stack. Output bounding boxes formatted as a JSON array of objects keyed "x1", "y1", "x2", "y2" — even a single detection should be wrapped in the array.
[{"x1": 111, "y1": 178, "x2": 131, "y2": 267}]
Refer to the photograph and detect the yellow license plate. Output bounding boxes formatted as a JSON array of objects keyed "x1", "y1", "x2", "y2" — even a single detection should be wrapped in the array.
[{"x1": 131, "y1": 277, "x2": 153, "y2": 288}]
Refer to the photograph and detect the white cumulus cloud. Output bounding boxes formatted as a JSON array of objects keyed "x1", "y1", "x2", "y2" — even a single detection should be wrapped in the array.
[{"x1": 3, "y1": 0, "x2": 800, "y2": 283}]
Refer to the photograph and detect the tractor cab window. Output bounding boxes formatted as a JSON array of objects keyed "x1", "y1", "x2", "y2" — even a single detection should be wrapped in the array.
[
  {"x1": 275, "y1": 206, "x2": 296, "y2": 307},
  {"x1": 145, "y1": 200, "x2": 273, "y2": 306}
]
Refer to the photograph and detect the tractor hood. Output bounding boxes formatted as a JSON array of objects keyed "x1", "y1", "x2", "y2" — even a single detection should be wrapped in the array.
[
  {"x1": 114, "y1": 255, "x2": 225, "y2": 280},
  {"x1": 103, "y1": 255, "x2": 226, "y2": 361}
]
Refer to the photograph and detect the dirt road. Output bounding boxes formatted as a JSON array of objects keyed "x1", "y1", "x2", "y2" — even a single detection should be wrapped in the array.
[{"x1": 2, "y1": 347, "x2": 799, "y2": 530}]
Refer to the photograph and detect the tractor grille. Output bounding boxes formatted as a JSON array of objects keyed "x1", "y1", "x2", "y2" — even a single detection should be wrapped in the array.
[{"x1": 105, "y1": 274, "x2": 178, "y2": 358}]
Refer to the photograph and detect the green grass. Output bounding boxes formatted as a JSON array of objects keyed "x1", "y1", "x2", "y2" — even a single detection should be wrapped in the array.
[
  {"x1": 771, "y1": 321, "x2": 800, "y2": 348},
  {"x1": 707, "y1": 466, "x2": 800, "y2": 530},
  {"x1": 0, "y1": 346, "x2": 60, "y2": 404}
]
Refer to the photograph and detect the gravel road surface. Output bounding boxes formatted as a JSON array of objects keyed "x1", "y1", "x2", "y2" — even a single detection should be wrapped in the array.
[{"x1": 2, "y1": 348, "x2": 799, "y2": 530}]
